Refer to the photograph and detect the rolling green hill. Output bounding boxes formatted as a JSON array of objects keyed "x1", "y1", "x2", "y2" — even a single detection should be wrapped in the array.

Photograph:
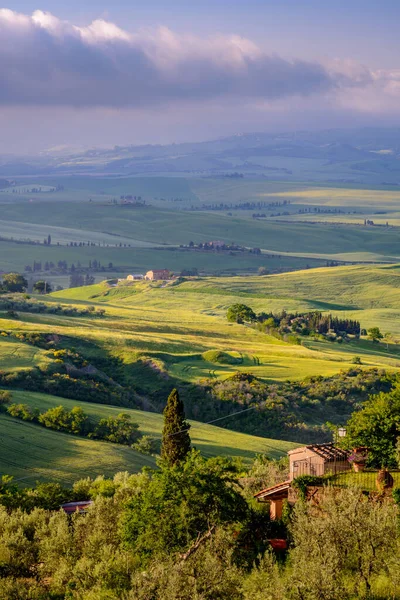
[{"x1": 0, "y1": 390, "x2": 295, "y2": 483}]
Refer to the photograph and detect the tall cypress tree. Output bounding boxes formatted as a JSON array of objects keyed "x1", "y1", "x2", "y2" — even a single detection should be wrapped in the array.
[{"x1": 161, "y1": 388, "x2": 191, "y2": 465}]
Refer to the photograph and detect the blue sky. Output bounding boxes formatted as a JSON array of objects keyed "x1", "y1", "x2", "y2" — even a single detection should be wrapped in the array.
[{"x1": 1, "y1": 1, "x2": 400, "y2": 152}]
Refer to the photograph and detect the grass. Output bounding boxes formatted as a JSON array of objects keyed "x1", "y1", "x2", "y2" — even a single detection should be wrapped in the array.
[
  {"x1": 4, "y1": 177, "x2": 400, "y2": 275},
  {"x1": 332, "y1": 470, "x2": 400, "y2": 492},
  {"x1": 0, "y1": 390, "x2": 296, "y2": 483},
  {"x1": 0, "y1": 238, "x2": 325, "y2": 275},
  {"x1": 0, "y1": 263, "x2": 391, "y2": 398},
  {"x1": 0, "y1": 412, "x2": 156, "y2": 485},
  {"x1": 0, "y1": 337, "x2": 51, "y2": 371}
]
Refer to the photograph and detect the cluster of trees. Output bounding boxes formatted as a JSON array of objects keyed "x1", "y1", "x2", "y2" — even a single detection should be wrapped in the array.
[
  {"x1": 4, "y1": 399, "x2": 141, "y2": 446},
  {"x1": 25, "y1": 259, "x2": 111, "y2": 273},
  {"x1": 227, "y1": 304, "x2": 361, "y2": 337},
  {"x1": 342, "y1": 381, "x2": 400, "y2": 467},
  {"x1": 257, "y1": 310, "x2": 361, "y2": 337},
  {"x1": 0, "y1": 273, "x2": 28, "y2": 293},
  {"x1": 227, "y1": 305, "x2": 396, "y2": 348}
]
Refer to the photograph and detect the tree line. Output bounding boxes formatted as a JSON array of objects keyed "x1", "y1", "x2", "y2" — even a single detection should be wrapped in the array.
[{"x1": 1, "y1": 395, "x2": 141, "y2": 446}]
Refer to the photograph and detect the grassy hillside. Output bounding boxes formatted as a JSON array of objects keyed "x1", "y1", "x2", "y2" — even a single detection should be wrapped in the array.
[
  {"x1": 0, "y1": 390, "x2": 295, "y2": 483},
  {"x1": 0, "y1": 412, "x2": 156, "y2": 485},
  {"x1": 1, "y1": 265, "x2": 397, "y2": 401}
]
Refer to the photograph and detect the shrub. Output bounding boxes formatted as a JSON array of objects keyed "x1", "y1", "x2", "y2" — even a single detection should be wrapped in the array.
[
  {"x1": 132, "y1": 435, "x2": 159, "y2": 455},
  {"x1": 7, "y1": 403, "x2": 39, "y2": 422}
]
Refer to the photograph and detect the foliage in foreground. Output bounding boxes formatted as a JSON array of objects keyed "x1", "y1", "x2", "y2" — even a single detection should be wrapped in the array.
[
  {"x1": 343, "y1": 381, "x2": 400, "y2": 467},
  {"x1": 0, "y1": 455, "x2": 399, "y2": 599}
]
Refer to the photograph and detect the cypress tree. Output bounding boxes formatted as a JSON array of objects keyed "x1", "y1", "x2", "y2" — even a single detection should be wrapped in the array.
[{"x1": 161, "y1": 388, "x2": 191, "y2": 465}]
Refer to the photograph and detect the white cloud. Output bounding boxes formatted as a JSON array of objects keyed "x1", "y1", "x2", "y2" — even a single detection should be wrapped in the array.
[{"x1": 0, "y1": 9, "x2": 341, "y2": 108}]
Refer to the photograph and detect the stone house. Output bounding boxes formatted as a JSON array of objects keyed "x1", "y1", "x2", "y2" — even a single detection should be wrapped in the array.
[{"x1": 145, "y1": 269, "x2": 170, "y2": 281}]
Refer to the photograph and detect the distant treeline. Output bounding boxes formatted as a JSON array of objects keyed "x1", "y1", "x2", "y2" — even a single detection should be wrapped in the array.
[
  {"x1": 180, "y1": 241, "x2": 261, "y2": 254},
  {"x1": 189, "y1": 199, "x2": 291, "y2": 211}
]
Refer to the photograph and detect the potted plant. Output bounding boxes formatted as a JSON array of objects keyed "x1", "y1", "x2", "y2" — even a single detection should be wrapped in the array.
[{"x1": 348, "y1": 449, "x2": 368, "y2": 472}]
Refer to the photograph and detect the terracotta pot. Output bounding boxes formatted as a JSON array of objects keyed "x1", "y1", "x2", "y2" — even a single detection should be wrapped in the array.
[{"x1": 352, "y1": 462, "x2": 366, "y2": 472}]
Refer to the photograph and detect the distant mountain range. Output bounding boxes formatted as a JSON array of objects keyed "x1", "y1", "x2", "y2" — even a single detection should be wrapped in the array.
[{"x1": 2, "y1": 127, "x2": 400, "y2": 184}]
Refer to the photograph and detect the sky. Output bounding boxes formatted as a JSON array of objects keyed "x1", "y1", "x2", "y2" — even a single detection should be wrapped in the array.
[{"x1": 2, "y1": 1, "x2": 400, "y2": 154}]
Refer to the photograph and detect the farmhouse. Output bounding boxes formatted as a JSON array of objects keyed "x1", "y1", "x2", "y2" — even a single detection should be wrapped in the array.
[
  {"x1": 255, "y1": 443, "x2": 350, "y2": 520},
  {"x1": 145, "y1": 269, "x2": 170, "y2": 281}
]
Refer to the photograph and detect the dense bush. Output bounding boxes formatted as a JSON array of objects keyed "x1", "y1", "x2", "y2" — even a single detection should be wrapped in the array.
[
  {"x1": 197, "y1": 368, "x2": 395, "y2": 442},
  {"x1": 0, "y1": 365, "x2": 136, "y2": 407}
]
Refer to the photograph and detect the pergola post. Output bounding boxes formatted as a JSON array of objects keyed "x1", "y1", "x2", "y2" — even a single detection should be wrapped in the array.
[{"x1": 270, "y1": 498, "x2": 283, "y2": 520}]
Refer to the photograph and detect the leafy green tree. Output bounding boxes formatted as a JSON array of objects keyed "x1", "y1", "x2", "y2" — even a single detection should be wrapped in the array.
[
  {"x1": 68, "y1": 406, "x2": 90, "y2": 435},
  {"x1": 0, "y1": 390, "x2": 12, "y2": 408},
  {"x1": 367, "y1": 326, "x2": 383, "y2": 342},
  {"x1": 161, "y1": 388, "x2": 191, "y2": 466},
  {"x1": 227, "y1": 303, "x2": 256, "y2": 324},
  {"x1": 28, "y1": 482, "x2": 72, "y2": 510},
  {"x1": 33, "y1": 280, "x2": 52, "y2": 294},
  {"x1": 93, "y1": 413, "x2": 140, "y2": 445},
  {"x1": 7, "y1": 403, "x2": 39, "y2": 422},
  {"x1": 2, "y1": 273, "x2": 28, "y2": 292},
  {"x1": 121, "y1": 452, "x2": 248, "y2": 561},
  {"x1": 39, "y1": 405, "x2": 71, "y2": 431},
  {"x1": 344, "y1": 384, "x2": 400, "y2": 466}
]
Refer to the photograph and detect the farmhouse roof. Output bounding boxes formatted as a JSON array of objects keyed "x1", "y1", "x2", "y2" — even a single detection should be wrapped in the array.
[
  {"x1": 288, "y1": 442, "x2": 349, "y2": 462},
  {"x1": 60, "y1": 500, "x2": 93, "y2": 514},
  {"x1": 254, "y1": 480, "x2": 290, "y2": 501}
]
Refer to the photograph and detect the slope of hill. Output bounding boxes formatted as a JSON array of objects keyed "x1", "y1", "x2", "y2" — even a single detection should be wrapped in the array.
[{"x1": 0, "y1": 390, "x2": 295, "y2": 483}]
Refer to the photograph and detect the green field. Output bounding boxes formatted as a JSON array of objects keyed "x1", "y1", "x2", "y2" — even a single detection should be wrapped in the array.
[
  {"x1": 0, "y1": 390, "x2": 295, "y2": 483},
  {"x1": 2, "y1": 177, "x2": 400, "y2": 278}
]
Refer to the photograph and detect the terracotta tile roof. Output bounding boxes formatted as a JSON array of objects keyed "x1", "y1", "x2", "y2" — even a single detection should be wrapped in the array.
[{"x1": 254, "y1": 480, "x2": 290, "y2": 500}]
